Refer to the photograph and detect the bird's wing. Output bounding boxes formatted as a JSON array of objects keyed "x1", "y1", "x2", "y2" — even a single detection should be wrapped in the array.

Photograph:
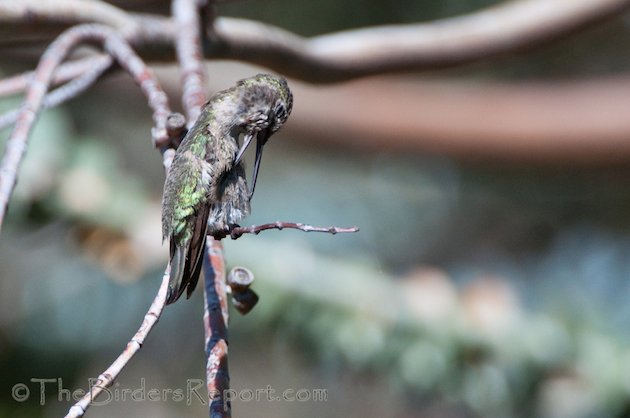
[
  {"x1": 164, "y1": 151, "x2": 213, "y2": 304},
  {"x1": 166, "y1": 203, "x2": 209, "y2": 304},
  {"x1": 183, "y1": 202, "x2": 209, "y2": 299}
]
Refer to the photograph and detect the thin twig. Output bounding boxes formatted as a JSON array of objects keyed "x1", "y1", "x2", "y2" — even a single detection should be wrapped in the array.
[
  {"x1": 64, "y1": 267, "x2": 170, "y2": 418},
  {"x1": 0, "y1": 55, "x2": 113, "y2": 131},
  {"x1": 227, "y1": 222, "x2": 360, "y2": 239}
]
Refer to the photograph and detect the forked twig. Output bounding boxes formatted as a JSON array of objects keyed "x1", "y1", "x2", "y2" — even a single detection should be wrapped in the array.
[
  {"x1": 0, "y1": 55, "x2": 110, "y2": 98},
  {"x1": 0, "y1": 27, "x2": 89, "y2": 233},
  {"x1": 0, "y1": 55, "x2": 113, "y2": 131},
  {"x1": 65, "y1": 267, "x2": 170, "y2": 418},
  {"x1": 0, "y1": 24, "x2": 172, "y2": 232}
]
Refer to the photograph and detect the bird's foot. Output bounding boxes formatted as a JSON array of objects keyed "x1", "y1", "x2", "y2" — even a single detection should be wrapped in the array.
[{"x1": 229, "y1": 224, "x2": 243, "y2": 239}]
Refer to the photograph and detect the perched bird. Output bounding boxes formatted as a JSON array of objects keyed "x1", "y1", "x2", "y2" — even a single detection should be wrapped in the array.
[{"x1": 161, "y1": 74, "x2": 293, "y2": 304}]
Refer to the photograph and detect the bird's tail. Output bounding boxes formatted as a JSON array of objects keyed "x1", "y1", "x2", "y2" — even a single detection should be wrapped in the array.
[
  {"x1": 166, "y1": 244, "x2": 187, "y2": 304},
  {"x1": 166, "y1": 235, "x2": 207, "y2": 305}
]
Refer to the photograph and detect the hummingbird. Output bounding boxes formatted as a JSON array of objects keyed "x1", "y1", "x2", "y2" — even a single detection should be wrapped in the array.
[{"x1": 161, "y1": 74, "x2": 293, "y2": 304}]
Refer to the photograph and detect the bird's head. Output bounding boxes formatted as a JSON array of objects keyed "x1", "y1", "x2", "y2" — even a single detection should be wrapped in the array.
[{"x1": 234, "y1": 74, "x2": 293, "y2": 199}]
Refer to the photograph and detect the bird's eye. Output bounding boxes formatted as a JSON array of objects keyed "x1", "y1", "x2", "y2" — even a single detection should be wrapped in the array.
[{"x1": 274, "y1": 102, "x2": 287, "y2": 123}]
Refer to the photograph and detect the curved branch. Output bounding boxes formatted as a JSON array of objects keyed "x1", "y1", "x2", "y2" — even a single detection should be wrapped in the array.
[
  {"x1": 0, "y1": 28, "x2": 87, "y2": 233},
  {"x1": 2, "y1": 0, "x2": 629, "y2": 83},
  {"x1": 208, "y1": 0, "x2": 630, "y2": 81},
  {"x1": 0, "y1": 24, "x2": 171, "y2": 232}
]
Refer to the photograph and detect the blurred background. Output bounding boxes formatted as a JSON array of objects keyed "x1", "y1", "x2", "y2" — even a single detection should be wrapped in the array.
[{"x1": 3, "y1": 0, "x2": 630, "y2": 417}]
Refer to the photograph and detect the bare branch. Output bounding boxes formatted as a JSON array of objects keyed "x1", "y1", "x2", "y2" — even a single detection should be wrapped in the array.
[
  {"x1": 65, "y1": 267, "x2": 170, "y2": 418},
  {"x1": 227, "y1": 222, "x2": 360, "y2": 239},
  {"x1": 0, "y1": 27, "x2": 87, "y2": 233},
  {"x1": 0, "y1": 55, "x2": 113, "y2": 131},
  {"x1": 172, "y1": 0, "x2": 209, "y2": 122},
  {"x1": 203, "y1": 239, "x2": 231, "y2": 417}
]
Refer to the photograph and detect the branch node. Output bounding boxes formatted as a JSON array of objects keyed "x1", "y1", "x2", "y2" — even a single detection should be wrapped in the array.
[
  {"x1": 165, "y1": 112, "x2": 188, "y2": 148},
  {"x1": 227, "y1": 266, "x2": 258, "y2": 315},
  {"x1": 227, "y1": 266, "x2": 254, "y2": 292}
]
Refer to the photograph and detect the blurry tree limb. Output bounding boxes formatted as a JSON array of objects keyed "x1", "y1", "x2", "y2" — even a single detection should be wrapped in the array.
[
  {"x1": 288, "y1": 76, "x2": 630, "y2": 164},
  {"x1": 207, "y1": 0, "x2": 630, "y2": 82},
  {"x1": 0, "y1": 0, "x2": 629, "y2": 82},
  {"x1": 65, "y1": 268, "x2": 170, "y2": 418}
]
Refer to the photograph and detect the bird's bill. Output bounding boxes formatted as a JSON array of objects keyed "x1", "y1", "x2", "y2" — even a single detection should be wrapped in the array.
[
  {"x1": 249, "y1": 135, "x2": 266, "y2": 200},
  {"x1": 234, "y1": 130, "x2": 270, "y2": 201},
  {"x1": 234, "y1": 132, "x2": 254, "y2": 165}
]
